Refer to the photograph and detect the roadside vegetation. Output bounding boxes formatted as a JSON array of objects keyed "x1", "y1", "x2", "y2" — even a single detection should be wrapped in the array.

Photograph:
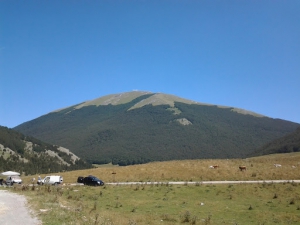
[
  {"x1": 7, "y1": 181, "x2": 300, "y2": 224},
  {"x1": 1, "y1": 152, "x2": 300, "y2": 224}
]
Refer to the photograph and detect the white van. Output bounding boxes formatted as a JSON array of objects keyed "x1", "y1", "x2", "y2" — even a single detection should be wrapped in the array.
[
  {"x1": 6, "y1": 175, "x2": 22, "y2": 185},
  {"x1": 40, "y1": 175, "x2": 63, "y2": 185}
]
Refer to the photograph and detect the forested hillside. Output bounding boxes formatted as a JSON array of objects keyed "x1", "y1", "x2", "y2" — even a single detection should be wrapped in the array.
[
  {"x1": 14, "y1": 92, "x2": 300, "y2": 165},
  {"x1": 250, "y1": 126, "x2": 300, "y2": 156},
  {"x1": 0, "y1": 126, "x2": 92, "y2": 175}
]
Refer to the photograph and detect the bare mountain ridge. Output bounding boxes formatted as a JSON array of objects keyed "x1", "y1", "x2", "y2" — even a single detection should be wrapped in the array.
[
  {"x1": 54, "y1": 91, "x2": 265, "y2": 118},
  {"x1": 14, "y1": 91, "x2": 299, "y2": 165}
]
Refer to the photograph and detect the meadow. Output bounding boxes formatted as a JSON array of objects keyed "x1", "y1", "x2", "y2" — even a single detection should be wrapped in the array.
[{"x1": 3, "y1": 152, "x2": 300, "y2": 224}]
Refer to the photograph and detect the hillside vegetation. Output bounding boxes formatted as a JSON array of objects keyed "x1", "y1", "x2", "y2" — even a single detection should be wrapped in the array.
[
  {"x1": 250, "y1": 127, "x2": 300, "y2": 156},
  {"x1": 14, "y1": 91, "x2": 300, "y2": 165},
  {"x1": 0, "y1": 126, "x2": 92, "y2": 175}
]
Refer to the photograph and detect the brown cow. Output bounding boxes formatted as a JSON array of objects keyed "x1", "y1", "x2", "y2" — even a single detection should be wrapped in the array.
[
  {"x1": 209, "y1": 165, "x2": 219, "y2": 169},
  {"x1": 239, "y1": 166, "x2": 246, "y2": 171}
]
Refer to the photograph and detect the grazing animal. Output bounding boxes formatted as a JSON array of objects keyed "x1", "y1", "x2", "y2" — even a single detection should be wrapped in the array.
[
  {"x1": 209, "y1": 165, "x2": 219, "y2": 169},
  {"x1": 274, "y1": 164, "x2": 282, "y2": 168},
  {"x1": 239, "y1": 166, "x2": 247, "y2": 171}
]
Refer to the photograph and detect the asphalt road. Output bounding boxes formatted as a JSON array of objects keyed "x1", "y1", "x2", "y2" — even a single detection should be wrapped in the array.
[
  {"x1": 105, "y1": 179, "x2": 300, "y2": 185},
  {"x1": 69, "y1": 179, "x2": 300, "y2": 186}
]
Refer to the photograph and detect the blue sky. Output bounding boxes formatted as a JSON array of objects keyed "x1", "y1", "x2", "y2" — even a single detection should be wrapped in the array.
[{"x1": 1, "y1": 0, "x2": 299, "y2": 128}]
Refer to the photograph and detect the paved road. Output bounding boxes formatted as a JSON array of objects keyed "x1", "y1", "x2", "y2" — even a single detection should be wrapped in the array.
[
  {"x1": 0, "y1": 190, "x2": 41, "y2": 225},
  {"x1": 104, "y1": 180, "x2": 300, "y2": 185},
  {"x1": 69, "y1": 179, "x2": 300, "y2": 186}
]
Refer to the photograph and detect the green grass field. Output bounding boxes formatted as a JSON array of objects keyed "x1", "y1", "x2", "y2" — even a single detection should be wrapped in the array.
[
  {"x1": 9, "y1": 182, "x2": 300, "y2": 224},
  {"x1": 2, "y1": 152, "x2": 300, "y2": 224}
]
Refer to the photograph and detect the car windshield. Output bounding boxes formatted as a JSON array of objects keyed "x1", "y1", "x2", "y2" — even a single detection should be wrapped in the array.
[
  {"x1": 11, "y1": 176, "x2": 21, "y2": 179},
  {"x1": 89, "y1": 176, "x2": 100, "y2": 181}
]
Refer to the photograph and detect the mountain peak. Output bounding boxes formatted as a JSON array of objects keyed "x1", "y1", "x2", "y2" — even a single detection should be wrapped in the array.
[
  {"x1": 74, "y1": 91, "x2": 152, "y2": 109},
  {"x1": 71, "y1": 90, "x2": 209, "y2": 110},
  {"x1": 66, "y1": 91, "x2": 265, "y2": 118}
]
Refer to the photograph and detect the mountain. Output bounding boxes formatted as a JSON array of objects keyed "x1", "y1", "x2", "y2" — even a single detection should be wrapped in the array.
[
  {"x1": 0, "y1": 126, "x2": 91, "y2": 175},
  {"x1": 250, "y1": 127, "x2": 300, "y2": 156},
  {"x1": 14, "y1": 91, "x2": 299, "y2": 165}
]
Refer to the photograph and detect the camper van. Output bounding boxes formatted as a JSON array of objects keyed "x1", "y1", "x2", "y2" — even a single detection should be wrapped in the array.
[{"x1": 38, "y1": 175, "x2": 63, "y2": 185}]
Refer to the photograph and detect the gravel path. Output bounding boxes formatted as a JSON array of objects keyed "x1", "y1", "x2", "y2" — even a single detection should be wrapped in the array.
[{"x1": 0, "y1": 190, "x2": 41, "y2": 225}]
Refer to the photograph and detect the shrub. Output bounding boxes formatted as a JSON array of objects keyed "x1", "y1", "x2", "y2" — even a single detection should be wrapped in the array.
[{"x1": 181, "y1": 211, "x2": 191, "y2": 223}]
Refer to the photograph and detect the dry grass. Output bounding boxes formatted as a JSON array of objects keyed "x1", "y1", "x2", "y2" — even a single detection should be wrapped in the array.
[
  {"x1": 5, "y1": 152, "x2": 300, "y2": 225},
  {"x1": 22, "y1": 152, "x2": 300, "y2": 184}
]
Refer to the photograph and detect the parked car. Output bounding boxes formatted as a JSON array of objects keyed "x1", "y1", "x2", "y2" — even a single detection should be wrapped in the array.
[
  {"x1": 6, "y1": 175, "x2": 22, "y2": 185},
  {"x1": 81, "y1": 175, "x2": 104, "y2": 186},
  {"x1": 77, "y1": 176, "x2": 84, "y2": 183},
  {"x1": 38, "y1": 175, "x2": 63, "y2": 185}
]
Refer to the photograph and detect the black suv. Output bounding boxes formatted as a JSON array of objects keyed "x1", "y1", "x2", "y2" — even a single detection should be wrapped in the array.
[{"x1": 82, "y1": 175, "x2": 104, "y2": 186}]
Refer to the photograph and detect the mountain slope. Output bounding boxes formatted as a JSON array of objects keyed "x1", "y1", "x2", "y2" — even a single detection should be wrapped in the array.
[
  {"x1": 250, "y1": 127, "x2": 300, "y2": 156},
  {"x1": 0, "y1": 126, "x2": 91, "y2": 175},
  {"x1": 14, "y1": 91, "x2": 299, "y2": 165}
]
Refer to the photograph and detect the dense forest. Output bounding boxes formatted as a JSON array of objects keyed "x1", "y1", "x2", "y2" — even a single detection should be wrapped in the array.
[
  {"x1": 14, "y1": 92, "x2": 300, "y2": 166},
  {"x1": 0, "y1": 126, "x2": 92, "y2": 175},
  {"x1": 250, "y1": 126, "x2": 300, "y2": 156}
]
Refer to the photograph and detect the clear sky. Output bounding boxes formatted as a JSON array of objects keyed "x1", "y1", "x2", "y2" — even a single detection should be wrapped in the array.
[{"x1": 1, "y1": 0, "x2": 299, "y2": 128}]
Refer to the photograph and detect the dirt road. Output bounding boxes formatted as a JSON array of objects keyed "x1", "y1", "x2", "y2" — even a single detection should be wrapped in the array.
[{"x1": 0, "y1": 190, "x2": 41, "y2": 225}]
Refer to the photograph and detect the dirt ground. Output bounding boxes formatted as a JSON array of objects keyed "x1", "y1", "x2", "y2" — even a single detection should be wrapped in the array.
[{"x1": 0, "y1": 189, "x2": 41, "y2": 225}]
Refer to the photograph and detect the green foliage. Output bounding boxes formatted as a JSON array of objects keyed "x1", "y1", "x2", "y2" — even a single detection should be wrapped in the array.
[
  {"x1": 0, "y1": 126, "x2": 92, "y2": 175},
  {"x1": 250, "y1": 126, "x2": 300, "y2": 156},
  {"x1": 0, "y1": 126, "x2": 25, "y2": 154},
  {"x1": 14, "y1": 97, "x2": 300, "y2": 166}
]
